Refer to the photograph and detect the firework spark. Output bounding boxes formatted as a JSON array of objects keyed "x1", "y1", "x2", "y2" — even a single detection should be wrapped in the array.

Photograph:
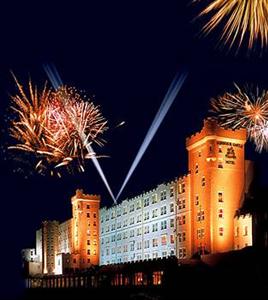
[
  {"x1": 9, "y1": 76, "x2": 108, "y2": 174},
  {"x1": 211, "y1": 84, "x2": 268, "y2": 152},
  {"x1": 195, "y1": 0, "x2": 268, "y2": 50}
]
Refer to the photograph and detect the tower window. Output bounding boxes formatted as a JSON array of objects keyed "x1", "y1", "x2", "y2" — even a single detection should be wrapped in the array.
[
  {"x1": 87, "y1": 205, "x2": 90, "y2": 209},
  {"x1": 198, "y1": 151, "x2": 201, "y2": 157},
  {"x1": 218, "y1": 192, "x2": 223, "y2": 203},
  {"x1": 195, "y1": 164, "x2": 199, "y2": 174},
  {"x1": 201, "y1": 177, "x2": 205, "y2": 187},
  {"x1": 219, "y1": 227, "x2": 224, "y2": 236},
  {"x1": 218, "y1": 209, "x2": 223, "y2": 218},
  {"x1": 219, "y1": 146, "x2": 222, "y2": 153},
  {"x1": 195, "y1": 195, "x2": 199, "y2": 206},
  {"x1": 218, "y1": 162, "x2": 223, "y2": 169},
  {"x1": 87, "y1": 240, "x2": 90, "y2": 245},
  {"x1": 87, "y1": 213, "x2": 90, "y2": 218}
]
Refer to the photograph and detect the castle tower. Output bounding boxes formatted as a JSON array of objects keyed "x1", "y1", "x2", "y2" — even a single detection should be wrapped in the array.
[
  {"x1": 71, "y1": 189, "x2": 100, "y2": 268},
  {"x1": 186, "y1": 118, "x2": 247, "y2": 255}
]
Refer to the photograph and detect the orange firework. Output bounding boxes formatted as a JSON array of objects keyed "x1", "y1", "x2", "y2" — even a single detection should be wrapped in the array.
[{"x1": 9, "y1": 76, "x2": 108, "y2": 175}]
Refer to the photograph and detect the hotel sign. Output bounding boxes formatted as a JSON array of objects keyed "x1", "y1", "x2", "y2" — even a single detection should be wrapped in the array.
[{"x1": 217, "y1": 141, "x2": 243, "y2": 148}]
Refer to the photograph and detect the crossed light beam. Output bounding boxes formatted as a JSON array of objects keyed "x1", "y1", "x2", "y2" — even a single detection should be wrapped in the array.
[
  {"x1": 43, "y1": 63, "x2": 116, "y2": 204},
  {"x1": 116, "y1": 71, "x2": 188, "y2": 202}
]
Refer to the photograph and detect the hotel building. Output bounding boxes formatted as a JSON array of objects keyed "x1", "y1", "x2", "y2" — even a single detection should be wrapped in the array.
[{"x1": 22, "y1": 118, "x2": 254, "y2": 275}]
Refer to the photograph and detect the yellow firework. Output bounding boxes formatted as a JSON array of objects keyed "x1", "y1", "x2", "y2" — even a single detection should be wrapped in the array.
[{"x1": 195, "y1": 0, "x2": 268, "y2": 50}]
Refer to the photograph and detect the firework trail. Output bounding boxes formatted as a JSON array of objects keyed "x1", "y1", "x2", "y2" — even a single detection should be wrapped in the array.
[
  {"x1": 211, "y1": 84, "x2": 268, "y2": 152},
  {"x1": 194, "y1": 0, "x2": 268, "y2": 51}
]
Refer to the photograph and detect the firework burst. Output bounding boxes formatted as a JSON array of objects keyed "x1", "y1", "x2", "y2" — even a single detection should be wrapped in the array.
[
  {"x1": 194, "y1": 0, "x2": 268, "y2": 51},
  {"x1": 9, "y1": 76, "x2": 108, "y2": 175},
  {"x1": 211, "y1": 84, "x2": 268, "y2": 152}
]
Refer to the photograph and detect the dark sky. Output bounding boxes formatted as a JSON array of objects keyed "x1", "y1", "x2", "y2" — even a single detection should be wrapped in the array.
[{"x1": 1, "y1": 0, "x2": 268, "y2": 299}]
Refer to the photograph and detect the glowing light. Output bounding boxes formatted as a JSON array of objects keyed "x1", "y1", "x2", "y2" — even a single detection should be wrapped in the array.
[
  {"x1": 211, "y1": 84, "x2": 268, "y2": 152},
  {"x1": 194, "y1": 0, "x2": 268, "y2": 50},
  {"x1": 116, "y1": 71, "x2": 188, "y2": 201}
]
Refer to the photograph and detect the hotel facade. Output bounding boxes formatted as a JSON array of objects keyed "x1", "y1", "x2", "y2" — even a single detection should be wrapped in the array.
[{"x1": 22, "y1": 118, "x2": 254, "y2": 275}]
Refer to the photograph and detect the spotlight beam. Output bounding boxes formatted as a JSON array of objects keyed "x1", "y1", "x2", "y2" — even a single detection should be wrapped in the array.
[
  {"x1": 43, "y1": 64, "x2": 116, "y2": 203},
  {"x1": 116, "y1": 71, "x2": 188, "y2": 201}
]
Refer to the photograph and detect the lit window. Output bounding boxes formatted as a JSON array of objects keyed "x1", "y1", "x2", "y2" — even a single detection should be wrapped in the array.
[
  {"x1": 197, "y1": 228, "x2": 204, "y2": 239},
  {"x1": 161, "y1": 235, "x2": 167, "y2": 246},
  {"x1": 219, "y1": 227, "x2": 224, "y2": 236},
  {"x1": 178, "y1": 199, "x2": 186, "y2": 210},
  {"x1": 197, "y1": 210, "x2": 205, "y2": 221},
  {"x1": 152, "y1": 194, "x2": 158, "y2": 204}
]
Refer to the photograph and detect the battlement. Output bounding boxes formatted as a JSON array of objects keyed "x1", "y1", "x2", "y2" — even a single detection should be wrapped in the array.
[
  {"x1": 186, "y1": 118, "x2": 247, "y2": 149},
  {"x1": 71, "y1": 189, "x2": 100, "y2": 202}
]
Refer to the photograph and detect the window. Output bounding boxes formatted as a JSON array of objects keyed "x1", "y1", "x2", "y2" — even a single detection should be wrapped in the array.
[
  {"x1": 161, "y1": 206, "x2": 167, "y2": 215},
  {"x1": 106, "y1": 225, "x2": 110, "y2": 232},
  {"x1": 152, "y1": 194, "x2": 157, "y2": 204},
  {"x1": 117, "y1": 233, "x2": 122, "y2": 241},
  {"x1": 178, "y1": 199, "x2": 185, "y2": 210},
  {"x1": 201, "y1": 177, "x2": 206, "y2": 187},
  {"x1": 144, "y1": 197, "x2": 150, "y2": 207},
  {"x1": 123, "y1": 219, "x2": 128, "y2": 227},
  {"x1": 130, "y1": 243, "x2": 135, "y2": 251},
  {"x1": 111, "y1": 223, "x2": 116, "y2": 231},
  {"x1": 106, "y1": 237, "x2": 109, "y2": 244},
  {"x1": 235, "y1": 226, "x2": 239, "y2": 237},
  {"x1": 144, "y1": 225, "x2": 149, "y2": 234},
  {"x1": 219, "y1": 227, "x2": 224, "y2": 236},
  {"x1": 218, "y1": 209, "x2": 223, "y2": 218},
  {"x1": 93, "y1": 213, "x2": 97, "y2": 218},
  {"x1": 195, "y1": 164, "x2": 199, "y2": 174},
  {"x1": 137, "y1": 242, "x2": 142, "y2": 250},
  {"x1": 105, "y1": 213, "x2": 110, "y2": 221},
  {"x1": 152, "y1": 223, "x2": 158, "y2": 232},
  {"x1": 117, "y1": 222, "x2": 121, "y2": 229},
  {"x1": 219, "y1": 146, "x2": 222, "y2": 153},
  {"x1": 93, "y1": 221, "x2": 96, "y2": 227},
  {"x1": 153, "y1": 252, "x2": 158, "y2": 259},
  {"x1": 144, "y1": 240, "x2": 150, "y2": 248},
  {"x1": 87, "y1": 249, "x2": 91, "y2": 255},
  {"x1": 111, "y1": 210, "x2": 115, "y2": 219},
  {"x1": 161, "y1": 235, "x2": 167, "y2": 246},
  {"x1": 152, "y1": 209, "x2": 158, "y2": 218},
  {"x1": 87, "y1": 205, "x2": 90, "y2": 209},
  {"x1": 170, "y1": 219, "x2": 175, "y2": 228},
  {"x1": 218, "y1": 192, "x2": 223, "y2": 203},
  {"x1": 93, "y1": 239, "x2": 97, "y2": 245},
  {"x1": 170, "y1": 203, "x2": 174, "y2": 212},
  {"x1": 170, "y1": 187, "x2": 174, "y2": 198},
  {"x1": 130, "y1": 217, "x2": 134, "y2": 225},
  {"x1": 130, "y1": 204, "x2": 134, "y2": 212},
  {"x1": 195, "y1": 195, "x2": 199, "y2": 206},
  {"x1": 161, "y1": 220, "x2": 167, "y2": 230},
  {"x1": 87, "y1": 213, "x2": 90, "y2": 218},
  {"x1": 137, "y1": 214, "x2": 142, "y2": 223},
  {"x1": 244, "y1": 226, "x2": 248, "y2": 236},
  {"x1": 197, "y1": 228, "x2": 205, "y2": 239},
  {"x1": 178, "y1": 215, "x2": 186, "y2": 225},
  {"x1": 87, "y1": 240, "x2": 90, "y2": 245},
  {"x1": 198, "y1": 151, "x2": 201, "y2": 157},
  {"x1": 136, "y1": 200, "x2": 142, "y2": 210},
  {"x1": 123, "y1": 206, "x2": 128, "y2": 215},
  {"x1": 153, "y1": 238, "x2": 158, "y2": 247},
  {"x1": 123, "y1": 231, "x2": 128, "y2": 239},
  {"x1": 218, "y1": 162, "x2": 223, "y2": 169},
  {"x1": 137, "y1": 227, "x2": 142, "y2": 236},
  {"x1": 197, "y1": 210, "x2": 205, "y2": 222},
  {"x1": 123, "y1": 245, "x2": 128, "y2": 252},
  {"x1": 130, "y1": 230, "x2": 134, "y2": 237},
  {"x1": 178, "y1": 248, "x2": 186, "y2": 259},
  {"x1": 170, "y1": 234, "x2": 175, "y2": 244},
  {"x1": 160, "y1": 190, "x2": 167, "y2": 201},
  {"x1": 117, "y1": 209, "x2": 121, "y2": 217},
  {"x1": 144, "y1": 211, "x2": 149, "y2": 221},
  {"x1": 111, "y1": 248, "x2": 116, "y2": 254},
  {"x1": 111, "y1": 235, "x2": 116, "y2": 242}
]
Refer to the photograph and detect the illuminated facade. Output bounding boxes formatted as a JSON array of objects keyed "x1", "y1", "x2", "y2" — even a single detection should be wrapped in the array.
[
  {"x1": 99, "y1": 181, "x2": 177, "y2": 265},
  {"x1": 22, "y1": 118, "x2": 254, "y2": 275},
  {"x1": 177, "y1": 118, "x2": 253, "y2": 258}
]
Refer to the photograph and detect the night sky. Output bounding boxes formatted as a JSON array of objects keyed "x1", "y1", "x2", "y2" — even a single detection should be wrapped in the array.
[{"x1": 1, "y1": 1, "x2": 268, "y2": 299}]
